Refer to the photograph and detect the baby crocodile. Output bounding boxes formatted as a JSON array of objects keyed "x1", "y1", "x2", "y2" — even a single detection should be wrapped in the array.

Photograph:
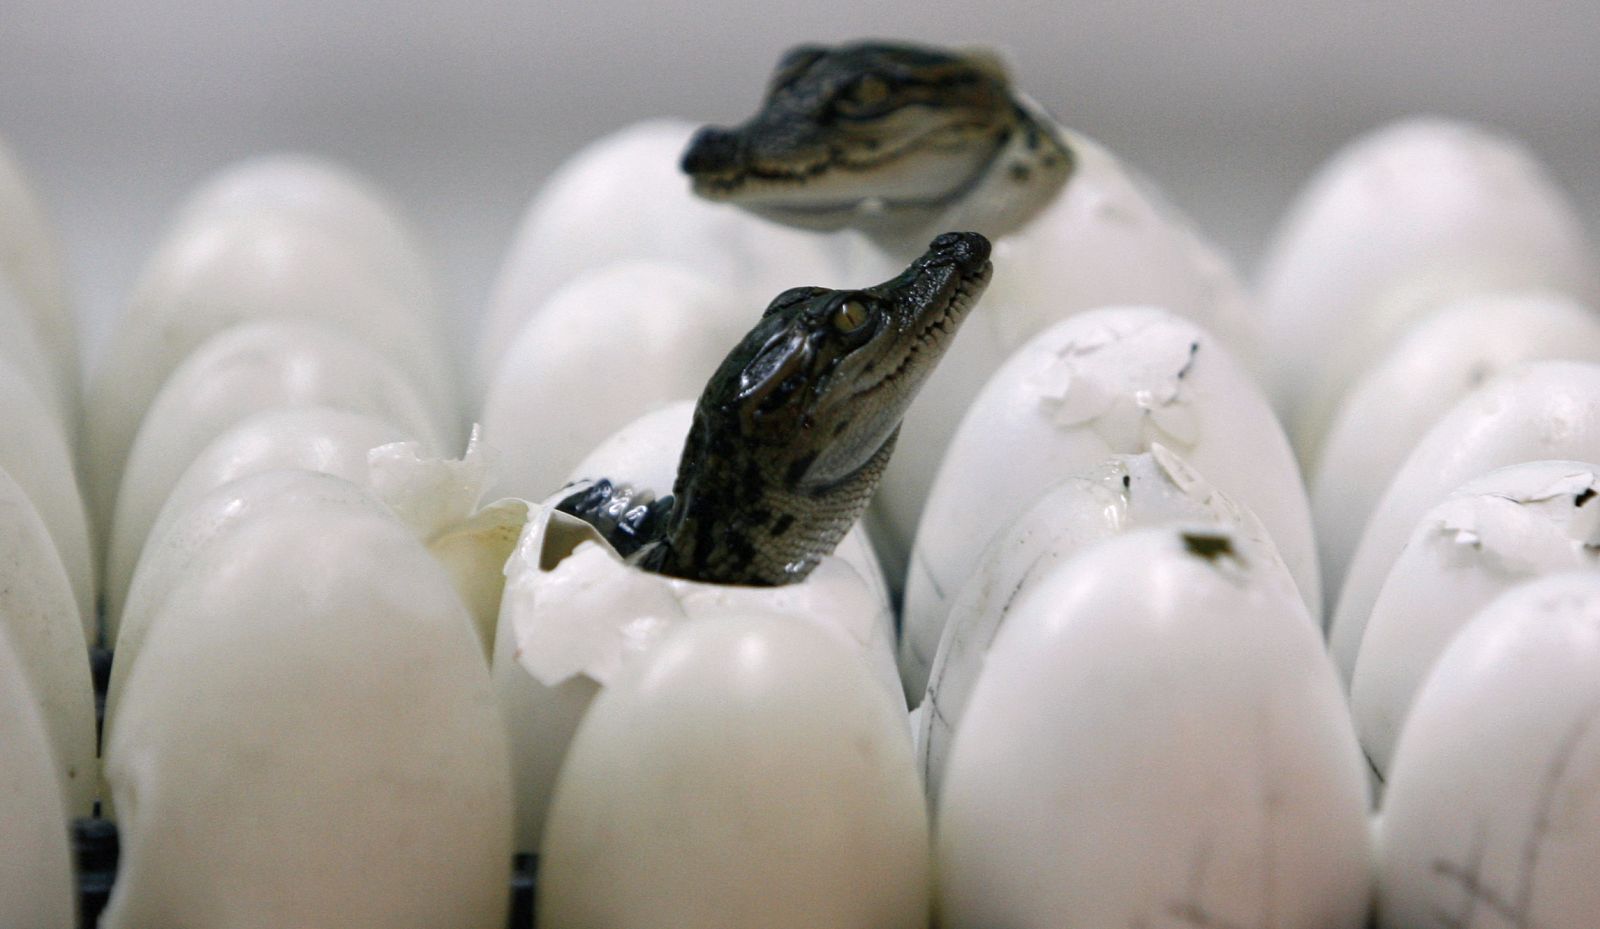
[
  {"x1": 681, "y1": 41, "x2": 1073, "y2": 255},
  {"x1": 558, "y1": 231, "x2": 992, "y2": 586}
]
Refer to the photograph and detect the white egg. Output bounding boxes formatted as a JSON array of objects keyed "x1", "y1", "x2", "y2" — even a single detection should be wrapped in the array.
[
  {"x1": 479, "y1": 259, "x2": 752, "y2": 502},
  {"x1": 1377, "y1": 571, "x2": 1600, "y2": 929},
  {"x1": 871, "y1": 129, "x2": 1257, "y2": 586},
  {"x1": 105, "y1": 320, "x2": 449, "y2": 622},
  {"x1": 0, "y1": 464, "x2": 96, "y2": 816},
  {"x1": 473, "y1": 119, "x2": 870, "y2": 396},
  {"x1": 84, "y1": 207, "x2": 457, "y2": 530},
  {"x1": 1351, "y1": 462, "x2": 1600, "y2": 779},
  {"x1": 0, "y1": 275, "x2": 73, "y2": 430},
  {"x1": 102, "y1": 506, "x2": 512, "y2": 929},
  {"x1": 916, "y1": 445, "x2": 1300, "y2": 798},
  {"x1": 937, "y1": 526, "x2": 1369, "y2": 929},
  {"x1": 0, "y1": 360, "x2": 94, "y2": 635},
  {"x1": 1313, "y1": 291, "x2": 1600, "y2": 606},
  {"x1": 539, "y1": 613, "x2": 928, "y2": 929},
  {"x1": 0, "y1": 622, "x2": 74, "y2": 928},
  {"x1": 0, "y1": 134, "x2": 78, "y2": 424},
  {"x1": 1257, "y1": 118, "x2": 1600, "y2": 459},
  {"x1": 106, "y1": 406, "x2": 419, "y2": 643},
  {"x1": 901, "y1": 305, "x2": 1317, "y2": 696},
  {"x1": 1329, "y1": 361, "x2": 1600, "y2": 682}
]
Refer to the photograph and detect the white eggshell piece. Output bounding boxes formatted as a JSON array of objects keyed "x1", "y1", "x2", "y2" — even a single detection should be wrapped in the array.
[
  {"x1": 937, "y1": 527, "x2": 1370, "y2": 929},
  {"x1": 0, "y1": 464, "x2": 96, "y2": 815},
  {"x1": 473, "y1": 119, "x2": 872, "y2": 395},
  {"x1": 0, "y1": 134, "x2": 78, "y2": 421},
  {"x1": 107, "y1": 406, "x2": 419, "y2": 642},
  {"x1": 1329, "y1": 361, "x2": 1600, "y2": 682},
  {"x1": 84, "y1": 208, "x2": 458, "y2": 529},
  {"x1": 1314, "y1": 291, "x2": 1600, "y2": 606},
  {"x1": 916, "y1": 446, "x2": 1300, "y2": 798},
  {"x1": 539, "y1": 614, "x2": 928, "y2": 929},
  {"x1": 106, "y1": 320, "x2": 449, "y2": 620},
  {"x1": 0, "y1": 360, "x2": 95, "y2": 635},
  {"x1": 870, "y1": 128, "x2": 1257, "y2": 584},
  {"x1": 1257, "y1": 118, "x2": 1600, "y2": 458},
  {"x1": 480, "y1": 259, "x2": 753, "y2": 501},
  {"x1": 0, "y1": 623, "x2": 74, "y2": 928},
  {"x1": 1351, "y1": 462, "x2": 1600, "y2": 778},
  {"x1": 1377, "y1": 571, "x2": 1600, "y2": 929},
  {"x1": 102, "y1": 506, "x2": 512, "y2": 929},
  {"x1": 902, "y1": 305, "x2": 1317, "y2": 696}
]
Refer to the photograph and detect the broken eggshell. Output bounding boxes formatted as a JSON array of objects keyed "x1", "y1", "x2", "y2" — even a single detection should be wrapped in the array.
[
  {"x1": 1257, "y1": 117, "x2": 1600, "y2": 460},
  {"x1": 915, "y1": 445, "x2": 1300, "y2": 799},
  {"x1": 1313, "y1": 290, "x2": 1600, "y2": 610},
  {"x1": 902, "y1": 305, "x2": 1318, "y2": 696},
  {"x1": 0, "y1": 620, "x2": 74, "y2": 929},
  {"x1": 1350, "y1": 461, "x2": 1600, "y2": 779},
  {"x1": 1376, "y1": 571, "x2": 1600, "y2": 929},
  {"x1": 936, "y1": 526, "x2": 1369, "y2": 929},
  {"x1": 539, "y1": 614, "x2": 929, "y2": 929},
  {"x1": 1329, "y1": 361, "x2": 1600, "y2": 683}
]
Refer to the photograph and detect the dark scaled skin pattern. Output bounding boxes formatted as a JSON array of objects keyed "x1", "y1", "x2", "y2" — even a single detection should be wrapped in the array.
[{"x1": 559, "y1": 231, "x2": 993, "y2": 586}]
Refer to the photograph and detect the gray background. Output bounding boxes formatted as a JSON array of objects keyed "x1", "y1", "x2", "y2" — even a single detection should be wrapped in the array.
[{"x1": 3, "y1": 0, "x2": 1596, "y2": 377}]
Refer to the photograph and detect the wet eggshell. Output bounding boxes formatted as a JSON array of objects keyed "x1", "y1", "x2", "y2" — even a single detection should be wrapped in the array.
[
  {"x1": 916, "y1": 446, "x2": 1301, "y2": 799},
  {"x1": 0, "y1": 134, "x2": 78, "y2": 423},
  {"x1": 102, "y1": 506, "x2": 512, "y2": 929},
  {"x1": 1313, "y1": 291, "x2": 1600, "y2": 607},
  {"x1": 84, "y1": 207, "x2": 456, "y2": 530},
  {"x1": 0, "y1": 464, "x2": 97, "y2": 816},
  {"x1": 539, "y1": 613, "x2": 929, "y2": 929},
  {"x1": 902, "y1": 305, "x2": 1318, "y2": 696},
  {"x1": 106, "y1": 406, "x2": 419, "y2": 642},
  {"x1": 473, "y1": 119, "x2": 869, "y2": 395},
  {"x1": 1351, "y1": 462, "x2": 1600, "y2": 778},
  {"x1": 937, "y1": 527, "x2": 1369, "y2": 929},
  {"x1": 1377, "y1": 572, "x2": 1600, "y2": 929},
  {"x1": 1257, "y1": 118, "x2": 1600, "y2": 458},
  {"x1": 0, "y1": 360, "x2": 95, "y2": 635},
  {"x1": 106, "y1": 320, "x2": 449, "y2": 620},
  {"x1": 0, "y1": 624, "x2": 74, "y2": 928},
  {"x1": 1329, "y1": 361, "x2": 1600, "y2": 683}
]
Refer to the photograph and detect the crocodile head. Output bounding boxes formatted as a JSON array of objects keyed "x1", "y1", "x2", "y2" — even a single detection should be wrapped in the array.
[{"x1": 681, "y1": 41, "x2": 1070, "y2": 248}]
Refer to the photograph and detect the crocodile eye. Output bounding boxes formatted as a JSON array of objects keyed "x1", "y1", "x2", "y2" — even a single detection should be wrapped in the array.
[
  {"x1": 835, "y1": 75, "x2": 894, "y2": 117},
  {"x1": 833, "y1": 299, "x2": 871, "y2": 333}
]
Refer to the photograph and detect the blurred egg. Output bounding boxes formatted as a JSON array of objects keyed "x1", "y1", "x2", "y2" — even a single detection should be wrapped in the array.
[
  {"x1": 1313, "y1": 291, "x2": 1600, "y2": 605},
  {"x1": 0, "y1": 464, "x2": 96, "y2": 815},
  {"x1": 1377, "y1": 571, "x2": 1600, "y2": 928},
  {"x1": 1329, "y1": 361, "x2": 1600, "y2": 682},
  {"x1": 0, "y1": 274, "x2": 73, "y2": 429},
  {"x1": 916, "y1": 445, "x2": 1300, "y2": 797},
  {"x1": 902, "y1": 305, "x2": 1317, "y2": 695},
  {"x1": 937, "y1": 527, "x2": 1369, "y2": 929},
  {"x1": 1351, "y1": 461, "x2": 1600, "y2": 779},
  {"x1": 0, "y1": 133, "x2": 78, "y2": 422},
  {"x1": 539, "y1": 613, "x2": 928, "y2": 929},
  {"x1": 0, "y1": 622, "x2": 74, "y2": 928},
  {"x1": 1257, "y1": 118, "x2": 1600, "y2": 459},
  {"x1": 106, "y1": 320, "x2": 449, "y2": 621},
  {"x1": 102, "y1": 506, "x2": 512, "y2": 929}
]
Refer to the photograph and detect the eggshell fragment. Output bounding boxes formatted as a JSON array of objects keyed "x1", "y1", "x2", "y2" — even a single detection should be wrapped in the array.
[
  {"x1": 1329, "y1": 361, "x2": 1600, "y2": 682},
  {"x1": 1351, "y1": 462, "x2": 1600, "y2": 779},
  {"x1": 539, "y1": 614, "x2": 929, "y2": 929},
  {"x1": 1377, "y1": 571, "x2": 1600, "y2": 929},
  {"x1": 1257, "y1": 118, "x2": 1600, "y2": 459},
  {"x1": 0, "y1": 464, "x2": 96, "y2": 815},
  {"x1": 0, "y1": 134, "x2": 78, "y2": 422},
  {"x1": 902, "y1": 306, "x2": 1317, "y2": 695},
  {"x1": 937, "y1": 527, "x2": 1369, "y2": 929},
  {"x1": 102, "y1": 506, "x2": 512, "y2": 929},
  {"x1": 0, "y1": 624, "x2": 74, "y2": 929},
  {"x1": 1314, "y1": 291, "x2": 1600, "y2": 606},
  {"x1": 916, "y1": 446, "x2": 1299, "y2": 797},
  {"x1": 106, "y1": 320, "x2": 449, "y2": 621},
  {"x1": 0, "y1": 360, "x2": 94, "y2": 635}
]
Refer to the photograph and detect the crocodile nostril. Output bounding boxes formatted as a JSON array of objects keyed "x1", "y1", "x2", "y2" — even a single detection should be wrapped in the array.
[
  {"x1": 681, "y1": 127, "x2": 744, "y2": 176},
  {"x1": 928, "y1": 231, "x2": 993, "y2": 268}
]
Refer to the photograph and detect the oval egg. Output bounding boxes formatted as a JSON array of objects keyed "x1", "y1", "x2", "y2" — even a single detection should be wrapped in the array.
[
  {"x1": 0, "y1": 623, "x2": 74, "y2": 928},
  {"x1": 0, "y1": 134, "x2": 78, "y2": 422}
]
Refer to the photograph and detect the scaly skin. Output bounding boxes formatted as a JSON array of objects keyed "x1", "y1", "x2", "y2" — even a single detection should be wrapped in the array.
[
  {"x1": 681, "y1": 41, "x2": 1073, "y2": 256},
  {"x1": 560, "y1": 232, "x2": 992, "y2": 585}
]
